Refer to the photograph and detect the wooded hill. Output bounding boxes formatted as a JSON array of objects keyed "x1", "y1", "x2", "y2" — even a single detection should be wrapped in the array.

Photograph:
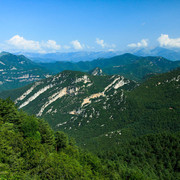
[{"x1": 0, "y1": 98, "x2": 179, "y2": 179}]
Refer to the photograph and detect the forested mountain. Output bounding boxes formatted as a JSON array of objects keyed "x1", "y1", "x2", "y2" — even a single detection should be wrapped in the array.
[
  {"x1": 99, "y1": 132, "x2": 180, "y2": 180},
  {"x1": 0, "y1": 70, "x2": 137, "y2": 142},
  {"x1": 39, "y1": 53, "x2": 180, "y2": 81},
  {"x1": 1, "y1": 68, "x2": 179, "y2": 153},
  {"x1": 2, "y1": 0, "x2": 180, "y2": 179},
  {"x1": 89, "y1": 67, "x2": 105, "y2": 76},
  {"x1": 0, "y1": 52, "x2": 51, "y2": 92}
]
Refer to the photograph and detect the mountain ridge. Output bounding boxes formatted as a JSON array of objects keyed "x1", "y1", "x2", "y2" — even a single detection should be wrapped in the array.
[{"x1": 1, "y1": 68, "x2": 179, "y2": 151}]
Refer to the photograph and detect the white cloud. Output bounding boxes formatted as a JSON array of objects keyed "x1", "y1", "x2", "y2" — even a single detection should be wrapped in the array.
[
  {"x1": 5, "y1": 35, "x2": 61, "y2": 53},
  {"x1": 158, "y1": 34, "x2": 180, "y2": 48},
  {"x1": 42, "y1": 40, "x2": 61, "y2": 50},
  {"x1": 96, "y1": 38, "x2": 106, "y2": 48},
  {"x1": 70, "y1": 40, "x2": 83, "y2": 50},
  {"x1": 128, "y1": 39, "x2": 148, "y2": 48},
  {"x1": 7, "y1": 35, "x2": 41, "y2": 51}
]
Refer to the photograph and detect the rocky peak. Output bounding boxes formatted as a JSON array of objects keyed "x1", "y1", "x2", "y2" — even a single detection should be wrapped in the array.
[{"x1": 89, "y1": 67, "x2": 104, "y2": 76}]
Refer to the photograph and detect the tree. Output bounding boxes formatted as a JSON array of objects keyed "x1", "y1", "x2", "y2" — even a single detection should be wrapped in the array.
[{"x1": 55, "y1": 131, "x2": 68, "y2": 151}]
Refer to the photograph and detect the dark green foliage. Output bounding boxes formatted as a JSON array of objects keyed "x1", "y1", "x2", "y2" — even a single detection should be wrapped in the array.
[
  {"x1": 21, "y1": 116, "x2": 40, "y2": 139},
  {"x1": 55, "y1": 131, "x2": 68, "y2": 150},
  {"x1": 38, "y1": 119, "x2": 55, "y2": 145},
  {"x1": 0, "y1": 98, "x2": 151, "y2": 179},
  {"x1": 0, "y1": 98, "x2": 19, "y2": 124},
  {"x1": 99, "y1": 133, "x2": 180, "y2": 180}
]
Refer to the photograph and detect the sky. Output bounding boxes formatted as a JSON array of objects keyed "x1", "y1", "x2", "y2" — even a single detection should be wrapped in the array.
[{"x1": 0, "y1": 0, "x2": 180, "y2": 53}]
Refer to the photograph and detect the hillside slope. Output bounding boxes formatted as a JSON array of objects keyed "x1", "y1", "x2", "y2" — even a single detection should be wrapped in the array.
[
  {"x1": 85, "y1": 67, "x2": 180, "y2": 150},
  {"x1": 0, "y1": 70, "x2": 136, "y2": 146}
]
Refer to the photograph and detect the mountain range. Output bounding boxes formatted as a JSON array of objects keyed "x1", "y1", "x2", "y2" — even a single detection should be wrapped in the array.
[
  {"x1": 39, "y1": 53, "x2": 180, "y2": 81},
  {"x1": 1, "y1": 51, "x2": 180, "y2": 92},
  {"x1": 14, "y1": 47, "x2": 180, "y2": 63}
]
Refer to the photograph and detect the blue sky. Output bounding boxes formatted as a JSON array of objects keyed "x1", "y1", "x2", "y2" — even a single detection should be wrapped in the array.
[{"x1": 0, "y1": 0, "x2": 180, "y2": 53}]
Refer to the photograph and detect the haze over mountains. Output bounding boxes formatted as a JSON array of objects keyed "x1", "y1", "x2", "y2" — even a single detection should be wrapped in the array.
[
  {"x1": 17, "y1": 51, "x2": 119, "y2": 63},
  {"x1": 134, "y1": 47, "x2": 180, "y2": 61},
  {"x1": 13, "y1": 47, "x2": 180, "y2": 63}
]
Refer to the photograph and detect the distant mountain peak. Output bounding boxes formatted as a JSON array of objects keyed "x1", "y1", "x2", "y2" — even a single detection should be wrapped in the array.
[
  {"x1": 120, "y1": 53, "x2": 138, "y2": 58},
  {"x1": 0, "y1": 51, "x2": 11, "y2": 57},
  {"x1": 89, "y1": 67, "x2": 104, "y2": 76}
]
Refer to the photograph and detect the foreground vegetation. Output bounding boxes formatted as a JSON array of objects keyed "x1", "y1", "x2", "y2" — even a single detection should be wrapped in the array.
[
  {"x1": 0, "y1": 98, "x2": 179, "y2": 179},
  {"x1": 0, "y1": 98, "x2": 145, "y2": 179}
]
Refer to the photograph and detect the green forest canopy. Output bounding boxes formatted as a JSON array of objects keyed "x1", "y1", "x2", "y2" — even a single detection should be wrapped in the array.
[{"x1": 0, "y1": 98, "x2": 179, "y2": 179}]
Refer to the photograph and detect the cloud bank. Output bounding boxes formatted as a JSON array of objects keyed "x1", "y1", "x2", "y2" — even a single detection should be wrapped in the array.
[
  {"x1": 2, "y1": 34, "x2": 180, "y2": 54},
  {"x1": 158, "y1": 34, "x2": 180, "y2": 48},
  {"x1": 0, "y1": 35, "x2": 85, "y2": 53}
]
